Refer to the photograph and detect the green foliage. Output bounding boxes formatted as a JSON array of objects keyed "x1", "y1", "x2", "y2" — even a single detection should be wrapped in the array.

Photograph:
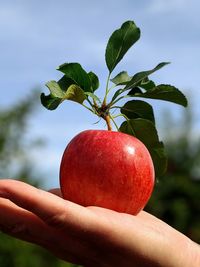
[
  {"x1": 0, "y1": 91, "x2": 41, "y2": 182},
  {"x1": 57, "y1": 63, "x2": 93, "y2": 92},
  {"x1": 0, "y1": 233, "x2": 76, "y2": 267},
  {"x1": 121, "y1": 100, "x2": 155, "y2": 124},
  {"x1": 40, "y1": 20, "x2": 188, "y2": 179},
  {"x1": 131, "y1": 84, "x2": 188, "y2": 107},
  {"x1": 118, "y1": 62, "x2": 170, "y2": 88}
]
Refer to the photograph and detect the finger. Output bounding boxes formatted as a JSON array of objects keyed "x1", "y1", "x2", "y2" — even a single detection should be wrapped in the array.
[
  {"x1": 48, "y1": 188, "x2": 63, "y2": 198},
  {"x1": 0, "y1": 197, "x2": 53, "y2": 246},
  {"x1": 0, "y1": 180, "x2": 98, "y2": 234},
  {"x1": 0, "y1": 180, "x2": 126, "y2": 265},
  {"x1": 0, "y1": 197, "x2": 90, "y2": 265}
]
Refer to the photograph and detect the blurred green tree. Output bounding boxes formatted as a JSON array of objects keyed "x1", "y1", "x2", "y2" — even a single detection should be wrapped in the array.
[
  {"x1": 0, "y1": 92, "x2": 80, "y2": 267},
  {"x1": 0, "y1": 91, "x2": 42, "y2": 185},
  {"x1": 146, "y1": 106, "x2": 200, "y2": 243}
]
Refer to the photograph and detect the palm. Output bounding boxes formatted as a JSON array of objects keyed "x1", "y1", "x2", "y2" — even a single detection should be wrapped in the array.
[{"x1": 0, "y1": 180, "x2": 195, "y2": 267}]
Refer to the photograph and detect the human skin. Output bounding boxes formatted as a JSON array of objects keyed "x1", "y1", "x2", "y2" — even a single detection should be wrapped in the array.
[{"x1": 0, "y1": 179, "x2": 199, "y2": 267}]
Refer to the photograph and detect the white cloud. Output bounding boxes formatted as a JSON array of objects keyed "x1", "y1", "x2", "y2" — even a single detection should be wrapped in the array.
[{"x1": 147, "y1": 0, "x2": 188, "y2": 13}]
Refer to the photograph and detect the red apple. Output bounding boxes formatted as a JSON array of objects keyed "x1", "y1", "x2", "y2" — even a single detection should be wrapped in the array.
[{"x1": 60, "y1": 130, "x2": 155, "y2": 215}]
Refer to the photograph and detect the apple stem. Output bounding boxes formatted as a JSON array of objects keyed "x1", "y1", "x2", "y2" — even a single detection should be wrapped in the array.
[{"x1": 105, "y1": 115, "x2": 112, "y2": 131}]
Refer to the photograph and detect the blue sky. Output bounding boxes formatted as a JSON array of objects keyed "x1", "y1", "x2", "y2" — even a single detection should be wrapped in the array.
[{"x1": 1, "y1": 0, "x2": 200, "y2": 188}]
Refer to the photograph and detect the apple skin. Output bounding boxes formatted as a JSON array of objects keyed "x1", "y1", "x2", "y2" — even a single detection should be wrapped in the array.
[{"x1": 60, "y1": 130, "x2": 155, "y2": 215}]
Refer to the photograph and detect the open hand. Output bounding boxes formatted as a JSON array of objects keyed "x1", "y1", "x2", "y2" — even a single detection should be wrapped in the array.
[{"x1": 0, "y1": 179, "x2": 199, "y2": 267}]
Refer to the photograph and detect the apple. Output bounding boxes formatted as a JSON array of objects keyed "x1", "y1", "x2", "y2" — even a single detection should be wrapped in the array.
[
  {"x1": 42, "y1": 21, "x2": 187, "y2": 214},
  {"x1": 60, "y1": 129, "x2": 155, "y2": 215}
]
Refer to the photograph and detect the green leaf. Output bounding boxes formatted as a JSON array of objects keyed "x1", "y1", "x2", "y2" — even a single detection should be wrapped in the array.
[
  {"x1": 150, "y1": 141, "x2": 168, "y2": 179},
  {"x1": 111, "y1": 87, "x2": 143, "y2": 105},
  {"x1": 134, "y1": 84, "x2": 188, "y2": 107},
  {"x1": 40, "y1": 93, "x2": 62, "y2": 110},
  {"x1": 124, "y1": 62, "x2": 170, "y2": 90},
  {"x1": 119, "y1": 118, "x2": 167, "y2": 177},
  {"x1": 64, "y1": 84, "x2": 86, "y2": 104},
  {"x1": 139, "y1": 78, "x2": 156, "y2": 91},
  {"x1": 45, "y1": 81, "x2": 65, "y2": 98},
  {"x1": 41, "y1": 81, "x2": 64, "y2": 110},
  {"x1": 88, "y1": 71, "x2": 99, "y2": 92},
  {"x1": 41, "y1": 81, "x2": 86, "y2": 110},
  {"x1": 121, "y1": 100, "x2": 155, "y2": 123},
  {"x1": 111, "y1": 88, "x2": 124, "y2": 103},
  {"x1": 110, "y1": 87, "x2": 142, "y2": 105},
  {"x1": 57, "y1": 63, "x2": 92, "y2": 92},
  {"x1": 127, "y1": 87, "x2": 143, "y2": 95},
  {"x1": 105, "y1": 21, "x2": 140, "y2": 73},
  {"x1": 57, "y1": 75, "x2": 75, "y2": 92},
  {"x1": 85, "y1": 92, "x2": 101, "y2": 104},
  {"x1": 120, "y1": 119, "x2": 158, "y2": 148},
  {"x1": 111, "y1": 71, "x2": 132, "y2": 85}
]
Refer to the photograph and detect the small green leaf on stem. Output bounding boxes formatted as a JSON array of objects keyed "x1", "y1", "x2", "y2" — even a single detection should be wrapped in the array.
[
  {"x1": 41, "y1": 81, "x2": 86, "y2": 110},
  {"x1": 57, "y1": 75, "x2": 75, "y2": 92},
  {"x1": 120, "y1": 118, "x2": 158, "y2": 148},
  {"x1": 133, "y1": 84, "x2": 188, "y2": 107},
  {"x1": 139, "y1": 78, "x2": 156, "y2": 91},
  {"x1": 57, "y1": 63, "x2": 92, "y2": 92},
  {"x1": 105, "y1": 21, "x2": 140, "y2": 73},
  {"x1": 46, "y1": 81, "x2": 65, "y2": 98},
  {"x1": 88, "y1": 71, "x2": 99, "y2": 92},
  {"x1": 110, "y1": 88, "x2": 125, "y2": 103},
  {"x1": 40, "y1": 93, "x2": 62, "y2": 110},
  {"x1": 124, "y1": 62, "x2": 170, "y2": 90},
  {"x1": 151, "y1": 141, "x2": 168, "y2": 179},
  {"x1": 127, "y1": 87, "x2": 143, "y2": 95},
  {"x1": 111, "y1": 71, "x2": 132, "y2": 85},
  {"x1": 40, "y1": 81, "x2": 64, "y2": 110},
  {"x1": 121, "y1": 100, "x2": 155, "y2": 123},
  {"x1": 64, "y1": 84, "x2": 86, "y2": 104}
]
